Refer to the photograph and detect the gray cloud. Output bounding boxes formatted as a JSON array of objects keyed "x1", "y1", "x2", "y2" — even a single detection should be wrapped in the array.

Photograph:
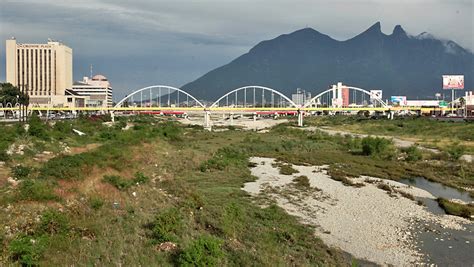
[{"x1": 1, "y1": 0, "x2": 472, "y2": 100}]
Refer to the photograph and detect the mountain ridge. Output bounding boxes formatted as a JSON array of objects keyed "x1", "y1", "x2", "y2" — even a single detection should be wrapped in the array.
[{"x1": 182, "y1": 23, "x2": 473, "y2": 101}]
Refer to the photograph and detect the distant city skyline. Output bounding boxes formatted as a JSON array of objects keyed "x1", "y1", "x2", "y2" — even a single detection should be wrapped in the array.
[{"x1": 1, "y1": 0, "x2": 472, "y2": 100}]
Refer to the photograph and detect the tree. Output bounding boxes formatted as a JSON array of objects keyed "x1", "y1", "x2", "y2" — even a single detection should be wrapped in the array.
[{"x1": 0, "y1": 83, "x2": 29, "y2": 121}]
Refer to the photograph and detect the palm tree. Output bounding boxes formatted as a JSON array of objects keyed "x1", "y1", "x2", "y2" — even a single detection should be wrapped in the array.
[{"x1": 0, "y1": 83, "x2": 29, "y2": 122}]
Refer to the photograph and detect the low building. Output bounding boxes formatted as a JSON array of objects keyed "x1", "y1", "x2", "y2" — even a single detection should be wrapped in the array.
[{"x1": 72, "y1": 75, "x2": 113, "y2": 108}]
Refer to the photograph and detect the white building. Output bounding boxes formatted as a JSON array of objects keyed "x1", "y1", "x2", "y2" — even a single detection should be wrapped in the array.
[
  {"x1": 72, "y1": 75, "x2": 113, "y2": 108},
  {"x1": 5, "y1": 38, "x2": 85, "y2": 107},
  {"x1": 291, "y1": 88, "x2": 311, "y2": 106}
]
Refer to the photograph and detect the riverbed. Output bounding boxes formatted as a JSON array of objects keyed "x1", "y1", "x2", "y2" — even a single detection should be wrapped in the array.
[{"x1": 242, "y1": 157, "x2": 473, "y2": 266}]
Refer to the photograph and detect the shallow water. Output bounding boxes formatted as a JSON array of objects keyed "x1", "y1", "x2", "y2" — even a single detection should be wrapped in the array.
[
  {"x1": 399, "y1": 177, "x2": 473, "y2": 203},
  {"x1": 399, "y1": 177, "x2": 473, "y2": 265}
]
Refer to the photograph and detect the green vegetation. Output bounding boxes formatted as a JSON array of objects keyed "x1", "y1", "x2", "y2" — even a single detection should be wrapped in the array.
[
  {"x1": 306, "y1": 116, "x2": 474, "y2": 153},
  {"x1": 177, "y1": 235, "x2": 224, "y2": 266},
  {"x1": 293, "y1": 175, "x2": 311, "y2": 188},
  {"x1": 361, "y1": 136, "x2": 396, "y2": 159},
  {"x1": 437, "y1": 198, "x2": 473, "y2": 219},
  {"x1": 0, "y1": 114, "x2": 472, "y2": 265},
  {"x1": 402, "y1": 145, "x2": 423, "y2": 162}
]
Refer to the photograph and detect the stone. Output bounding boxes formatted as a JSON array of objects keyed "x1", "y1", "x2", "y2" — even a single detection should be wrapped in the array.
[{"x1": 156, "y1": 242, "x2": 177, "y2": 252}]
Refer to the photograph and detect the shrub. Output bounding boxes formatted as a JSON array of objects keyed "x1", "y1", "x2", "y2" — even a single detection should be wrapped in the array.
[
  {"x1": 361, "y1": 136, "x2": 396, "y2": 159},
  {"x1": 17, "y1": 179, "x2": 58, "y2": 201},
  {"x1": 403, "y1": 145, "x2": 423, "y2": 162},
  {"x1": 445, "y1": 143, "x2": 466, "y2": 161},
  {"x1": 12, "y1": 165, "x2": 32, "y2": 179},
  {"x1": 40, "y1": 154, "x2": 91, "y2": 180},
  {"x1": 279, "y1": 164, "x2": 299, "y2": 175},
  {"x1": 437, "y1": 198, "x2": 473, "y2": 219},
  {"x1": 200, "y1": 147, "x2": 247, "y2": 172},
  {"x1": 293, "y1": 175, "x2": 310, "y2": 188},
  {"x1": 150, "y1": 208, "x2": 183, "y2": 243},
  {"x1": 177, "y1": 235, "x2": 224, "y2": 266},
  {"x1": 103, "y1": 175, "x2": 133, "y2": 190},
  {"x1": 9, "y1": 234, "x2": 48, "y2": 266},
  {"x1": 37, "y1": 210, "x2": 69, "y2": 235},
  {"x1": 133, "y1": 172, "x2": 150, "y2": 184},
  {"x1": 28, "y1": 113, "x2": 49, "y2": 140},
  {"x1": 89, "y1": 196, "x2": 104, "y2": 210},
  {"x1": 0, "y1": 150, "x2": 9, "y2": 162}
]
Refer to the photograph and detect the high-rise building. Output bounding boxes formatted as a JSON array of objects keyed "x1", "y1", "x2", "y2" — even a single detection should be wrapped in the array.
[
  {"x1": 341, "y1": 87, "x2": 349, "y2": 107},
  {"x1": 72, "y1": 75, "x2": 113, "y2": 108},
  {"x1": 5, "y1": 38, "x2": 83, "y2": 107},
  {"x1": 291, "y1": 88, "x2": 311, "y2": 106}
]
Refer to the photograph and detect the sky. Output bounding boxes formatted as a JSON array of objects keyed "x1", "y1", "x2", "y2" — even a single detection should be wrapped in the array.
[{"x1": 0, "y1": 0, "x2": 473, "y2": 100}]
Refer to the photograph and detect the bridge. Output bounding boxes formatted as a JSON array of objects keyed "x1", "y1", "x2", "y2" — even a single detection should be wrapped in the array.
[{"x1": 0, "y1": 82, "x2": 452, "y2": 128}]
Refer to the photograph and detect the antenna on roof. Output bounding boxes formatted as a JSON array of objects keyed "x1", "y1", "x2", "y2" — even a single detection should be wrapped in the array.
[{"x1": 90, "y1": 64, "x2": 93, "y2": 79}]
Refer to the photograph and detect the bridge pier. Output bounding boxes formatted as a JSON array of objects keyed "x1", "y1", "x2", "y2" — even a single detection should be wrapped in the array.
[
  {"x1": 110, "y1": 111, "x2": 115, "y2": 122},
  {"x1": 297, "y1": 109, "x2": 304, "y2": 127},
  {"x1": 204, "y1": 110, "x2": 211, "y2": 131}
]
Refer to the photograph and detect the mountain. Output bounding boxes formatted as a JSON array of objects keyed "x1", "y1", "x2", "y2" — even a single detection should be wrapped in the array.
[{"x1": 182, "y1": 22, "x2": 474, "y2": 101}]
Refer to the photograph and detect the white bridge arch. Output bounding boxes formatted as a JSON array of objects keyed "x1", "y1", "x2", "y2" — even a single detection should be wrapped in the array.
[
  {"x1": 303, "y1": 86, "x2": 388, "y2": 108},
  {"x1": 114, "y1": 85, "x2": 205, "y2": 108},
  {"x1": 210, "y1": 86, "x2": 298, "y2": 108}
]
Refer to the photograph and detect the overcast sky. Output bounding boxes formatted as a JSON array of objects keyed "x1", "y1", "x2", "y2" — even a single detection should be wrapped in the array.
[{"x1": 1, "y1": 0, "x2": 472, "y2": 100}]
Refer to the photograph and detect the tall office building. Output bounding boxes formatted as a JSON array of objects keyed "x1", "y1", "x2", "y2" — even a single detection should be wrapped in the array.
[{"x1": 5, "y1": 38, "x2": 81, "y2": 107}]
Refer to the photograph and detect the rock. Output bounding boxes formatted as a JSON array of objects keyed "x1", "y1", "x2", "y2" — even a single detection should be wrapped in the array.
[
  {"x1": 156, "y1": 242, "x2": 177, "y2": 252},
  {"x1": 7, "y1": 177, "x2": 20, "y2": 187},
  {"x1": 132, "y1": 192, "x2": 137, "y2": 197},
  {"x1": 42, "y1": 151, "x2": 52, "y2": 155},
  {"x1": 0, "y1": 161, "x2": 5, "y2": 166}
]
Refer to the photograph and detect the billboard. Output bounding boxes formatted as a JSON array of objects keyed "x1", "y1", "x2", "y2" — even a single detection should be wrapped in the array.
[
  {"x1": 442, "y1": 75, "x2": 464, "y2": 89},
  {"x1": 390, "y1": 96, "x2": 407, "y2": 106}
]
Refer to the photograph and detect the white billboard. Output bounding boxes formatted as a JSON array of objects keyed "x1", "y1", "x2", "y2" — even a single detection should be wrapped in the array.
[
  {"x1": 442, "y1": 75, "x2": 464, "y2": 90},
  {"x1": 390, "y1": 96, "x2": 407, "y2": 106}
]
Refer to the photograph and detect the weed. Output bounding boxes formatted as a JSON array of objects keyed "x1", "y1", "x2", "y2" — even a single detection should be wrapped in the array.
[
  {"x1": 279, "y1": 164, "x2": 299, "y2": 175},
  {"x1": 37, "y1": 210, "x2": 70, "y2": 235},
  {"x1": 103, "y1": 175, "x2": 133, "y2": 190},
  {"x1": 177, "y1": 235, "x2": 224, "y2": 266},
  {"x1": 133, "y1": 172, "x2": 150, "y2": 184},
  {"x1": 361, "y1": 136, "x2": 396, "y2": 160},
  {"x1": 9, "y1": 234, "x2": 48, "y2": 266},
  {"x1": 12, "y1": 165, "x2": 32, "y2": 179},
  {"x1": 89, "y1": 196, "x2": 104, "y2": 210},
  {"x1": 293, "y1": 175, "x2": 311, "y2": 188},
  {"x1": 445, "y1": 143, "x2": 466, "y2": 161},
  {"x1": 150, "y1": 208, "x2": 183, "y2": 243},
  {"x1": 437, "y1": 198, "x2": 473, "y2": 219},
  {"x1": 17, "y1": 179, "x2": 58, "y2": 201},
  {"x1": 403, "y1": 145, "x2": 423, "y2": 162},
  {"x1": 377, "y1": 183, "x2": 392, "y2": 192}
]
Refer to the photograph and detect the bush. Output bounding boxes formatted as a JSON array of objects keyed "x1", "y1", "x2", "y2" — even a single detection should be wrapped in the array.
[
  {"x1": 177, "y1": 235, "x2": 224, "y2": 266},
  {"x1": 279, "y1": 164, "x2": 299, "y2": 175},
  {"x1": 9, "y1": 234, "x2": 48, "y2": 266},
  {"x1": 28, "y1": 113, "x2": 49, "y2": 140},
  {"x1": 0, "y1": 150, "x2": 9, "y2": 162},
  {"x1": 293, "y1": 175, "x2": 310, "y2": 188},
  {"x1": 12, "y1": 165, "x2": 32, "y2": 179},
  {"x1": 361, "y1": 136, "x2": 396, "y2": 159},
  {"x1": 445, "y1": 143, "x2": 466, "y2": 161},
  {"x1": 40, "y1": 154, "x2": 91, "y2": 180},
  {"x1": 200, "y1": 147, "x2": 247, "y2": 172},
  {"x1": 89, "y1": 196, "x2": 104, "y2": 210},
  {"x1": 37, "y1": 210, "x2": 69, "y2": 235},
  {"x1": 150, "y1": 208, "x2": 183, "y2": 243},
  {"x1": 133, "y1": 172, "x2": 150, "y2": 184},
  {"x1": 17, "y1": 179, "x2": 58, "y2": 201},
  {"x1": 437, "y1": 198, "x2": 473, "y2": 219},
  {"x1": 403, "y1": 145, "x2": 423, "y2": 162},
  {"x1": 103, "y1": 175, "x2": 133, "y2": 190}
]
